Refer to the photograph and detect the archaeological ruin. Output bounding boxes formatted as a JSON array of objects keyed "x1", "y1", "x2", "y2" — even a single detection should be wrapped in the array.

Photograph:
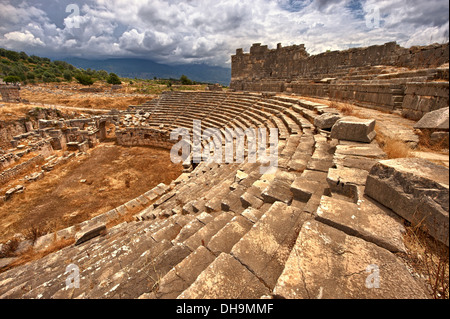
[{"x1": 0, "y1": 41, "x2": 448, "y2": 299}]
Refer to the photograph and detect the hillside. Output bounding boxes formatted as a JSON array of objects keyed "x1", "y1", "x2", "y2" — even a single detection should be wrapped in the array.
[
  {"x1": 0, "y1": 48, "x2": 110, "y2": 85},
  {"x1": 63, "y1": 57, "x2": 231, "y2": 85},
  {"x1": 0, "y1": 48, "x2": 230, "y2": 86}
]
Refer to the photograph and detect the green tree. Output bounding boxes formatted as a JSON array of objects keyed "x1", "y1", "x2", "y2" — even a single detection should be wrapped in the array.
[
  {"x1": 19, "y1": 51, "x2": 28, "y2": 60},
  {"x1": 63, "y1": 70, "x2": 72, "y2": 82},
  {"x1": 106, "y1": 72, "x2": 121, "y2": 85},
  {"x1": 42, "y1": 71, "x2": 56, "y2": 83},
  {"x1": 75, "y1": 73, "x2": 94, "y2": 86},
  {"x1": 3, "y1": 75, "x2": 21, "y2": 84},
  {"x1": 4, "y1": 50, "x2": 20, "y2": 62},
  {"x1": 26, "y1": 72, "x2": 36, "y2": 80},
  {"x1": 180, "y1": 74, "x2": 192, "y2": 85},
  {"x1": 96, "y1": 70, "x2": 108, "y2": 80}
]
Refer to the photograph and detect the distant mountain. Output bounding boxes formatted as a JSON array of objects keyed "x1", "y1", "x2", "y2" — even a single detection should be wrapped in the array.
[{"x1": 63, "y1": 57, "x2": 231, "y2": 85}]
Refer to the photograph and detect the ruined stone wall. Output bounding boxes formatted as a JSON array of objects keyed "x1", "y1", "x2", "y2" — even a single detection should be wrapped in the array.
[
  {"x1": 116, "y1": 127, "x2": 175, "y2": 149},
  {"x1": 231, "y1": 42, "x2": 449, "y2": 83},
  {"x1": 401, "y1": 82, "x2": 450, "y2": 120},
  {"x1": 231, "y1": 43, "x2": 310, "y2": 82},
  {"x1": 0, "y1": 121, "x2": 28, "y2": 149},
  {"x1": 230, "y1": 42, "x2": 449, "y2": 119},
  {"x1": 0, "y1": 85, "x2": 21, "y2": 102},
  {"x1": 0, "y1": 154, "x2": 44, "y2": 186}
]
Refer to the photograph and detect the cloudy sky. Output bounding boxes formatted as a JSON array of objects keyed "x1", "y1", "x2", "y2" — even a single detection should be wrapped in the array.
[{"x1": 0, "y1": 0, "x2": 448, "y2": 67}]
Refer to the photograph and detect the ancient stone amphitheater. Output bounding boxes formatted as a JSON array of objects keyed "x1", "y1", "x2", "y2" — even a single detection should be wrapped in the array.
[{"x1": 0, "y1": 42, "x2": 448, "y2": 299}]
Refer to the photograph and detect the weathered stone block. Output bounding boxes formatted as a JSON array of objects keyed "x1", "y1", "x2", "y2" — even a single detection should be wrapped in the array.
[
  {"x1": 178, "y1": 253, "x2": 270, "y2": 299},
  {"x1": 330, "y1": 117, "x2": 376, "y2": 143},
  {"x1": 74, "y1": 224, "x2": 107, "y2": 246},
  {"x1": 413, "y1": 106, "x2": 449, "y2": 131},
  {"x1": 365, "y1": 158, "x2": 449, "y2": 246},
  {"x1": 314, "y1": 113, "x2": 341, "y2": 130}
]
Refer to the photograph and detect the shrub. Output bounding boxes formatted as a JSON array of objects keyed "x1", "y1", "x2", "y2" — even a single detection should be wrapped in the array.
[
  {"x1": 4, "y1": 50, "x2": 20, "y2": 62},
  {"x1": 42, "y1": 71, "x2": 57, "y2": 83},
  {"x1": 75, "y1": 73, "x2": 94, "y2": 86},
  {"x1": 26, "y1": 72, "x2": 36, "y2": 80},
  {"x1": 63, "y1": 70, "x2": 72, "y2": 82},
  {"x1": 106, "y1": 72, "x2": 122, "y2": 85},
  {"x1": 180, "y1": 74, "x2": 193, "y2": 85},
  {"x1": 3, "y1": 75, "x2": 21, "y2": 84}
]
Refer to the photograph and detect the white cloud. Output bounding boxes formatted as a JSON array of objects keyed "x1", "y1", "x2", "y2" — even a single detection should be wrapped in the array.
[
  {"x1": 0, "y1": 0, "x2": 448, "y2": 66},
  {"x1": 3, "y1": 30, "x2": 44, "y2": 47}
]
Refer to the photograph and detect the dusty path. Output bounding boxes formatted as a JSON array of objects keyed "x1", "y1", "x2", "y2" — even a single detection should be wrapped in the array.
[{"x1": 28, "y1": 102, "x2": 111, "y2": 114}]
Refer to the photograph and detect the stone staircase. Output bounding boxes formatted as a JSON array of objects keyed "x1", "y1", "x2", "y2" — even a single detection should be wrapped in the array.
[{"x1": 0, "y1": 91, "x2": 435, "y2": 299}]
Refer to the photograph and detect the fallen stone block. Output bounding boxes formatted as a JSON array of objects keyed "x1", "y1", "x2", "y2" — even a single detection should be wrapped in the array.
[
  {"x1": 335, "y1": 142, "x2": 387, "y2": 159},
  {"x1": 365, "y1": 158, "x2": 449, "y2": 246},
  {"x1": 261, "y1": 178, "x2": 293, "y2": 204},
  {"x1": 74, "y1": 224, "x2": 107, "y2": 246},
  {"x1": 290, "y1": 178, "x2": 320, "y2": 203},
  {"x1": 413, "y1": 106, "x2": 449, "y2": 131},
  {"x1": 235, "y1": 170, "x2": 249, "y2": 183},
  {"x1": 314, "y1": 113, "x2": 341, "y2": 130},
  {"x1": 331, "y1": 117, "x2": 376, "y2": 143}
]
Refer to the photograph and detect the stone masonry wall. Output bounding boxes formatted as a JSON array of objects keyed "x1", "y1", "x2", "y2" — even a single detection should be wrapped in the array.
[
  {"x1": 0, "y1": 85, "x2": 21, "y2": 102},
  {"x1": 230, "y1": 42, "x2": 449, "y2": 119},
  {"x1": 116, "y1": 127, "x2": 175, "y2": 149},
  {"x1": 0, "y1": 154, "x2": 44, "y2": 186},
  {"x1": 401, "y1": 82, "x2": 450, "y2": 120},
  {"x1": 231, "y1": 42, "x2": 449, "y2": 83}
]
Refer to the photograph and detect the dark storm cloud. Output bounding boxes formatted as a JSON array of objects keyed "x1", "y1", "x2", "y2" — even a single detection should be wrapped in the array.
[{"x1": 0, "y1": 0, "x2": 448, "y2": 66}]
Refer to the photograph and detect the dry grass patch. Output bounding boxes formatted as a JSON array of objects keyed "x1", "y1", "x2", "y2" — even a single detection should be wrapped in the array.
[
  {"x1": 20, "y1": 84, "x2": 153, "y2": 111},
  {"x1": 0, "y1": 102, "x2": 36, "y2": 121},
  {"x1": 328, "y1": 101, "x2": 362, "y2": 117},
  {"x1": 1, "y1": 237, "x2": 75, "y2": 273},
  {"x1": 375, "y1": 125, "x2": 412, "y2": 159},
  {"x1": 417, "y1": 129, "x2": 449, "y2": 153},
  {"x1": 403, "y1": 224, "x2": 449, "y2": 299}
]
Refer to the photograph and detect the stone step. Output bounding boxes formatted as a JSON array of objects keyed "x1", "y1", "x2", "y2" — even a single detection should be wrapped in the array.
[
  {"x1": 177, "y1": 253, "x2": 271, "y2": 299},
  {"x1": 315, "y1": 195, "x2": 407, "y2": 253},
  {"x1": 141, "y1": 245, "x2": 217, "y2": 299},
  {"x1": 273, "y1": 220, "x2": 429, "y2": 299},
  {"x1": 206, "y1": 215, "x2": 253, "y2": 255},
  {"x1": 183, "y1": 211, "x2": 234, "y2": 251},
  {"x1": 140, "y1": 213, "x2": 256, "y2": 300},
  {"x1": 229, "y1": 201, "x2": 310, "y2": 289}
]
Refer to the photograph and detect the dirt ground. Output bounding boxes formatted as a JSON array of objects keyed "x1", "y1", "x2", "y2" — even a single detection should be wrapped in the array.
[{"x1": 0, "y1": 143, "x2": 182, "y2": 243}]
